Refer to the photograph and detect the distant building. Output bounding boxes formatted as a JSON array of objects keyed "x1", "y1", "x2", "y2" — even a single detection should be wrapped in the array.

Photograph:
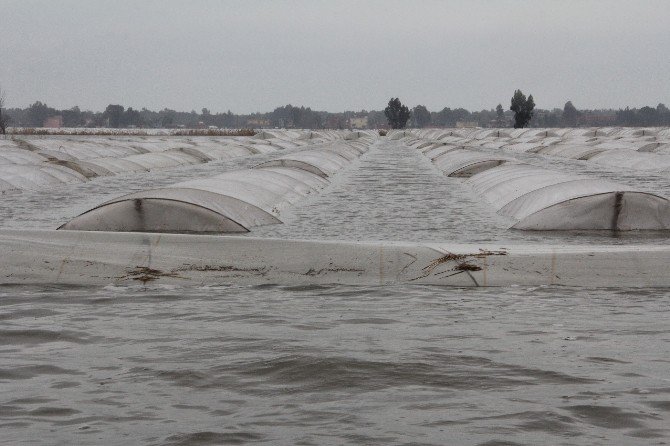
[
  {"x1": 349, "y1": 117, "x2": 368, "y2": 129},
  {"x1": 43, "y1": 116, "x2": 63, "y2": 128},
  {"x1": 326, "y1": 115, "x2": 348, "y2": 129},
  {"x1": 248, "y1": 118, "x2": 270, "y2": 127}
]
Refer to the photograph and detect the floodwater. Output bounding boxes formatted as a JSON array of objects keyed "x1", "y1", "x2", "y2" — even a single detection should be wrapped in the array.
[
  {"x1": 1, "y1": 136, "x2": 670, "y2": 444},
  {"x1": 1, "y1": 284, "x2": 669, "y2": 445}
]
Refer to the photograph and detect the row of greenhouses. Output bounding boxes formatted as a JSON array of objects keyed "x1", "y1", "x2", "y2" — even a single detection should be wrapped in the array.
[
  {"x1": 59, "y1": 138, "x2": 374, "y2": 233},
  {"x1": 396, "y1": 126, "x2": 670, "y2": 174},
  {"x1": 401, "y1": 129, "x2": 670, "y2": 230},
  {"x1": 0, "y1": 130, "x2": 369, "y2": 193}
]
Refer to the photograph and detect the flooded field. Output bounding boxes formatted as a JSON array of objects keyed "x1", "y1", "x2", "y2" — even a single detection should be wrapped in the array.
[
  {"x1": 1, "y1": 130, "x2": 670, "y2": 444},
  {"x1": 1, "y1": 284, "x2": 669, "y2": 445}
]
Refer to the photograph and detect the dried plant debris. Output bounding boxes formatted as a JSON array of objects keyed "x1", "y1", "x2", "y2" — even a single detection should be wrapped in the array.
[
  {"x1": 454, "y1": 262, "x2": 483, "y2": 272},
  {"x1": 176, "y1": 264, "x2": 268, "y2": 275},
  {"x1": 413, "y1": 248, "x2": 507, "y2": 282},
  {"x1": 305, "y1": 266, "x2": 365, "y2": 276},
  {"x1": 122, "y1": 266, "x2": 182, "y2": 284}
]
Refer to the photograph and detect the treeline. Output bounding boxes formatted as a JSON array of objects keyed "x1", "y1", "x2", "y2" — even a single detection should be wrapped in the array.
[{"x1": 4, "y1": 100, "x2": 670, "y2": 129}]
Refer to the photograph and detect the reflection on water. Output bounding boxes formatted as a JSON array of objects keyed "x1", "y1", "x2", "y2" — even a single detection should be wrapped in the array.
[{"x1": 1, "y1": 284, "x2": 669, "y2": 445}]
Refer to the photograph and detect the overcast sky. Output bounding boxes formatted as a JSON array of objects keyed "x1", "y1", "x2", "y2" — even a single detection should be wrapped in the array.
[{"x1": 1, "y1": 0, "x2": 669, "y2": 113}]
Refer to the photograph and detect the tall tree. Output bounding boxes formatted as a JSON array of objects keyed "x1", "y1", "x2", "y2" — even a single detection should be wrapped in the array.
[
  {"x1": 495, "y1": 103, "x2": 506, "y2": 127},
  {"x1": 658, "y1": 103, "x2": 670, "y2": 126},
  {"x1": 412, "y1": 105, "x2": 431, "y2": 128},
  {"x1": 61, "y1": 106, "x2": 84, "y2": 127},
  {"x1": 384, "y1": 98, "x2": 411, "y2": 129},
  {"x1": 103, "y1": 104, "x2": 125, "y2": 128},
  {"x1": 639, "y1": 106, "x2": 658, "y2": 126},
  {"x1": 562, "y1": 101, "x2": 580, "y2": 127},
  {"x1": 0, "y1": 86, "x2": 6, "y2": 134},
  {"x1": 123, "y1": 107, "x2": 144, "y2": 127},
  {"x1": 510, "y1": 90, "x2": 535, "y2": 128}
]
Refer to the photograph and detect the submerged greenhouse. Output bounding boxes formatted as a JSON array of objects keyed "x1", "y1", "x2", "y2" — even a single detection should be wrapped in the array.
[
  {"x1": 59, "y1": 140, "x2": 371, "y2": 233},
  {"x1": 2, "y1": 127, "x2": 670, "y2": 286}
]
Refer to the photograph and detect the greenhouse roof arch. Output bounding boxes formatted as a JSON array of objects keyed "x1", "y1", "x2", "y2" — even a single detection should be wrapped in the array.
[{"x1": 466, "y1": 164, "x2": 670, "y2": 230}]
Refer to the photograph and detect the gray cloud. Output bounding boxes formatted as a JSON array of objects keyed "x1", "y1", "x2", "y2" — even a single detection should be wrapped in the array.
[{"x1": 1, "y1": 0, "x2": 669, "y2": 112}]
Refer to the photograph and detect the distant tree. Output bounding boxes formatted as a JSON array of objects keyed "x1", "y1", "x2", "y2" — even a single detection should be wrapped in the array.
[
  {"x1": 562, "y1": 101, "x2": 580, "y2": 127},
  {"x1": 412, "y1": 105, "x2": 431, "y2": 128},
  {"x1": 658, "y1": 103, "x2": 670, "y2": 126},
  {"x1": 291, "y1": 106, "x2": 304, "y2": 128},
  {"x1": 103, "y1": 104, "x2": 125, "y2": 128},
  {"x1": 122, "y1": 107, "x2": 144, "y2": 127},
  {"x1": 0, "y1": 86, "x2": 6, "y2": 134},
  {"x1": 616, "y1": 107, "x2": 636, "y2": 126},
  {"x1": 384, "y1": 98, "x2": 411, "y2": 129},
  {"x1": 367, "y1": 110, "x2": 385, "y2": 129},
  {"x1": 639, "y1": 106, "x2": 659, "y2": 126},
  {"x1": 26, "y1": 101, "x2": 57, "y2": 127},
  {"x1": 160, "y1": 109, "x2": 176, "y2": 128},
  {"x1": 62, "y1": 106, "x2": 84, "y2": 127},
  {"x1": 509, "y1": 90, "x2": 535, "y2": 128},
  {"x1": 495, "y1": 104, "x2": 506, "y2": 127}
]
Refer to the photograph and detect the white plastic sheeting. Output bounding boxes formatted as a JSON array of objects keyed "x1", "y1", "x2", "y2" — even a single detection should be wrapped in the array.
[
  {"x1": 27, "y1": 139, "x2": 148, "y2": 159},
  {"x1": 253, "y1": 145, "x2": 360, "y2": 177},
  {"x1": 399, "y1": 127, "x2": 670, "y2": 175},
  {"x1": 430, "y1": 149, "x2": 512, "y2": 177},
  {"x1": 59, "y1": 140, "x2": 371, "y2": 233},
  {"x1": 40, "y1": 140, "x2": 273, "y2": 179},
  {"x1": 586, "y1": 150, "x2": 670, "y2": 171},
  {"x1": 535, "y1": 144, "x2": 607, "y2": 160},
  {"x1": 0, "y1": 148, "x2": 49, "y2": 165},
  {"x1": 466, "y1": 164, "x2": 670, "y2": 230},
  {"x1": 59, "y1": 167, "x2": 328, "y2": 233},
  {"x1": 1, "y1": 130, "x2": 361, "y2": 190},
  {"x1": 6, "y1": 229, "x2": 670, "y2": 287},
  {"x1": 0, "y1": 164, "x2": 88, "y2": 192}
]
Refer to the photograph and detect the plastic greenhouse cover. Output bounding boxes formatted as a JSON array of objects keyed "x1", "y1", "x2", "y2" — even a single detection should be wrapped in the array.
[
  {"x1": 502, "y1": 142, "x2": 541, "y2": 153},
  {"x1": 512, "y1": 192, "x2": 670, "y2": 231},
  {"x1": 0, "y1": 140, "x2": 19, "y2": 149},
  {"x1": 97, "y1": 188, "x2": 281, "y2": 229},
  {"x1": 467, "y1": 165, "x2": 599, "y2": 209},
  {"x1": 255, "y1": 151, "x2": 351, "y2": 177},
  {"x1": 537, "y1": 144, "x2": 607, "y2": 159},
  {"x1": 40, "y1": 164, "x2": 89, "y2": 183},
  {"x1": 245, "y1": 143, "x2": 276, "y2": 154},
  {"x1": 588, "y1": 150, "x2": 670, "y2": 171},
  {"x1": 167, "y1": 168, "x2": 326, "y2": 213},
  {"x1": 0, "y1": 149, "x2": 49, "y2": 165},
  {"x1": 82, "y1": 157, "x2": 148, "y2": 174},
  {"x1": 649, "y1": 143, "x2": 670, "y2": 154},
  {"x1": 324, "y1": 143, "x2": 366, "y2": 159},
  {"x1": 498, "y1": 179, "x2": 637, "y2": 220},
  {"x1": 432, "y1": 150, "x2": 511, "y2": 176},
  {"x1": 0, "y1": 164, "x2": 86, "y2": 189},
  {"x1": 222, "y1": 168, "x2": 326, "y2": 197},
  {"x1": 424, "y1": 146, "x2": 462, "y2": 160},
  {"x1": 122, "y1": 152, "x2": 201, "y2": 170},
  {"x1": 34, "y1": 149, "x2": 79, "y2": 162},
  {"x1": 64, "y1": 165, "x2": 330, "y2": 232},
  {"x1": 592, "y1": 141, "x2": 652, "y2": 151}
]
